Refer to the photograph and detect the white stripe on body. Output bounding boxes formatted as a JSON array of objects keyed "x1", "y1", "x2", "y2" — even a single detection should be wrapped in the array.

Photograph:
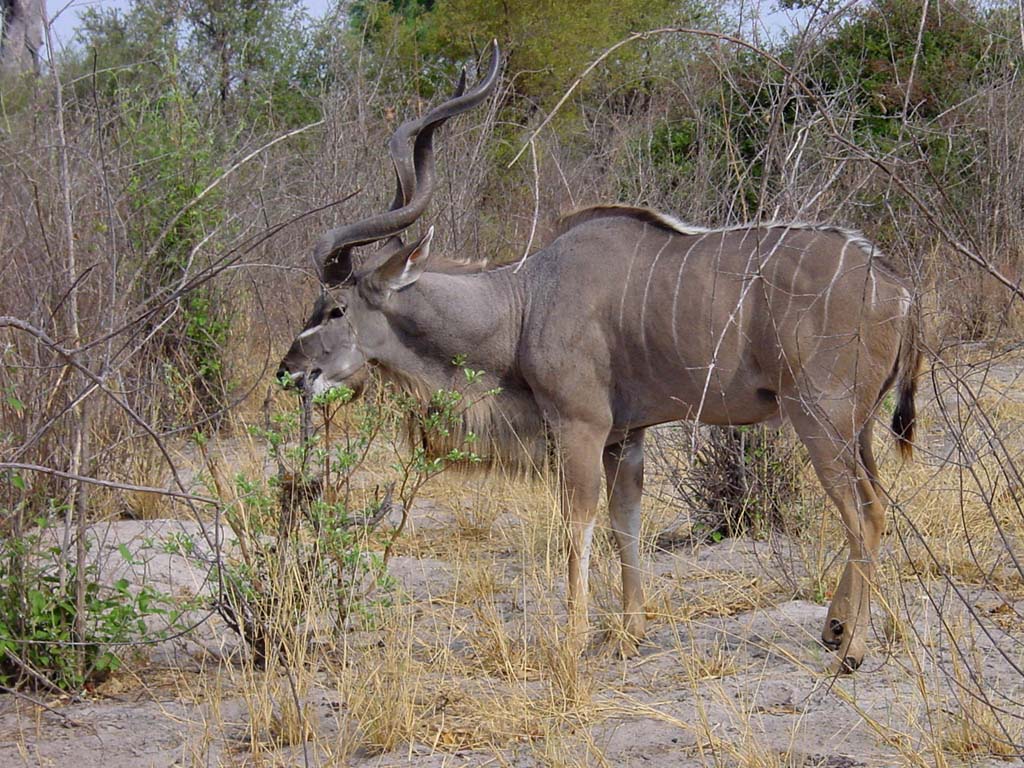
[
  {"x1": 639, "y1": 234, "x2": 672, "y2": 374},
  {"x1": 618, "y1": 224, "x2": 648, "y2": 333}
]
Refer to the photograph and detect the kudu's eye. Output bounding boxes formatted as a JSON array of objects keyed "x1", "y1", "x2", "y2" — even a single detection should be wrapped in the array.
[{"x1": 328, "y1": 306, "x2": 344, "y2": 320}]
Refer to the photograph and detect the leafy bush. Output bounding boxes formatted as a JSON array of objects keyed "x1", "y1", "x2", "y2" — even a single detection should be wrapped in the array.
[
  {"x1": 211, "y1": 374, "x2": 485, "y2": 665},
  {"x1": 0, "y1": 512, "x2": 180, "y2": 690}
]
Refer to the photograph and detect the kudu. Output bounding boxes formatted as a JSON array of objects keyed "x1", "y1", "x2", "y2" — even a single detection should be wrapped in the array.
[{"x1": 279, "y1": 42, "x2": 921, "y2": 671}]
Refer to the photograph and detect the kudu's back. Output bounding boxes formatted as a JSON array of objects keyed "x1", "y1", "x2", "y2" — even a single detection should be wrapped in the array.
[{"x1": 518, "y1": 212, "x2": 913, "y2": 434}]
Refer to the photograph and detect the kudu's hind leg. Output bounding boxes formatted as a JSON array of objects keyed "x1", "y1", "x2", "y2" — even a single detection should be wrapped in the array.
[
  {"x1": 603, "y1": 429, "x2": 647, "y2": 653},
  {"x1": 859, "y1": 417, "x2": 892, "y2": 515},
  {"x1": 787, "y1": 405, "x2": 886, "y2": 672}
]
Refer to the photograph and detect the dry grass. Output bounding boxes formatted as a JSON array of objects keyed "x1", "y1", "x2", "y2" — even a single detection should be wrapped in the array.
[{"x1": 2, "y1": 345, "x2": 1019, "y2": 768}]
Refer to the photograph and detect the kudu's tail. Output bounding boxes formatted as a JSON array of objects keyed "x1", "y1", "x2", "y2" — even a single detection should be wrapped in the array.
[{"x1": 891, "y1": 307, "x2": 923, "y2": 461}]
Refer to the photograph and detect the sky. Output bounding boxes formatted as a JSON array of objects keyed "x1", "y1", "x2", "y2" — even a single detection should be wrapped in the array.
[{"x1": 46, "y1": 0, "x2": 335, "y2": 50}]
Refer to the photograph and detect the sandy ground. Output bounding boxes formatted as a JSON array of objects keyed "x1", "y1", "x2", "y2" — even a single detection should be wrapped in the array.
[
  {"x1": 3, "y1": 355, "x2": 1024, "y2": 766},
  {"x1": 1, "y1": 505, "x2": 1022, "y2": 767}
]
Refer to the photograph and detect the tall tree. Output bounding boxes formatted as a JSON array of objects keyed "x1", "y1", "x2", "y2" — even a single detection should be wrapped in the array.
[
  {"x1": 0, "y1": 0, "x2": 43, "y2": 74},
  {"x1": 351, "y1": 0, "x2": 701, "y2": 104}
]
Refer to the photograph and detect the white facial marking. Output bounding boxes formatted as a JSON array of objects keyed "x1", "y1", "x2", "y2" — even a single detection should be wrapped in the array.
[{"x1": 297, "y1": 324, "x2": 322, "y2": 340}]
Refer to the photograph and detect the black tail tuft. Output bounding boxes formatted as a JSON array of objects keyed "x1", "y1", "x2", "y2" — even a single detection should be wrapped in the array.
[
  {"x1": 891, "y1": 306, "x2": 923, "y2": 461},
  {"x1": 892, "y1": 370, "x2": 918, "y2": 461}
]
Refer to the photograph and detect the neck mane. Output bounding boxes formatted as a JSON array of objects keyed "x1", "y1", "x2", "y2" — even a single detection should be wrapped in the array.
[{"x1": 375, "y1": 366, "x2": 549, "y2": 477}]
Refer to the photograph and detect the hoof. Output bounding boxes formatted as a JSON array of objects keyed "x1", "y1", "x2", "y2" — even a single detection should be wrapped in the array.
[
  {"x1": 826, "y1": 633, "x2": 866, "y2": 675},
  {"x1": 826, "y1": 651, "x2": 864, "y2": 675},
  {"x1": 617, "y1": 615, "x2": 646, "y2": 658},
  {"x1": 841, "y1": 655, "x2": 862, "y2": 673},
  {"x1": 606, "y1": 627, "x2": 645, "y2": 660},
  {"x1": 821, "y1": 617, "x2": 846, "y2": 651},
  {"x1": 616, "y1": 637, "x2": 641, "y2": 660}
]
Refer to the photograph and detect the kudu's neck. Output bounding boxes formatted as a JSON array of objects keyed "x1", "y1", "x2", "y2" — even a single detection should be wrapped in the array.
[{"x1": 378, "y1": 266, "x2": 526, "y2": 390}]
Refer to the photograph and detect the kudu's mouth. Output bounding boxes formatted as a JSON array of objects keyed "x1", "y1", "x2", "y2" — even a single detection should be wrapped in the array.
[
  {"x1": 276, "y1": 366, "x2": 316, "y2": 389},
  {"x1": 276, "y1": 365, "x2": 324, "y2": 388},
  {"x1": 276, "y1": 363, "x2": 367, "y2": 398}
]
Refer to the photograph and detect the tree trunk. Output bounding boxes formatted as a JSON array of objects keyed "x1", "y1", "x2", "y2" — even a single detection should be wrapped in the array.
[{"x1": 1, "y1": 0, "x2": 44, "y2": 74}]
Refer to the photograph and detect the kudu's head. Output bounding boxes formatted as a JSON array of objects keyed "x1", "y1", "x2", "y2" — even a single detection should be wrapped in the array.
[{"x1": 278, "y1": 42, "x2": 500, "y2": 397}]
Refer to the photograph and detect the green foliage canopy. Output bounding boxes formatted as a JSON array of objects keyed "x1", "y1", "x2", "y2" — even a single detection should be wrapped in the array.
[{"x1": 350, "y1": 0, "x2": 700, "y2": 103}]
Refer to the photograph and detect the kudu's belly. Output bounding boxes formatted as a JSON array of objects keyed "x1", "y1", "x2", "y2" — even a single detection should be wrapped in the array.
[
  {"x1": 607, "y1": 276, "x2": 782, "y2": 432},
  {"x1": 610, "y1": 359, "x2": 782, "y2": 433}
]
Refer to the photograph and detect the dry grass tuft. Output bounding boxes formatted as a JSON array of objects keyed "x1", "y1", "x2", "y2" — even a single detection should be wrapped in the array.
[
  {"x1": 677, "y1": 634, "x2": 744, "y2": 682},
  {"x1": 932, "y1": 622, "x2": 1023, "y2": 763},
  {"x1": 939, "y1": 697, "x2": 1021, "y2": 763}
]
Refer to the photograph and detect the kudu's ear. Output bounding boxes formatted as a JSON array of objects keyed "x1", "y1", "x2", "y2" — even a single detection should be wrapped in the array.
[{"x1": 368, "y1": 226, "x2": 435, "y2": 295}]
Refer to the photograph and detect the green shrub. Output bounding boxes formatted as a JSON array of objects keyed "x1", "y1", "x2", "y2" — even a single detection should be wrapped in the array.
[
  {"x1": 212, "y1": 373, "x2": 485, "y2": 665},
  {"x1": 675, "y1": 425, "x2": 804, "y2": 542},
  {"x1": 0, "y1": 513, "x2": 180, "y2": 691}
]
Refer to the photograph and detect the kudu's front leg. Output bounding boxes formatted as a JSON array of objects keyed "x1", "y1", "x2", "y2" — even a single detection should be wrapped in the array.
[
  {"x1": 558, "y1": 423, "x2": 607, "y2": 653},
  {"x1": 603, "y1": 429, "x2": 647, "y2": 655}
]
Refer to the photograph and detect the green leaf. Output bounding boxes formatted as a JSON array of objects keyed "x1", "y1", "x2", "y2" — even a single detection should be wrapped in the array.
[{"x1": 117, "y1": 543, "x2": 134, "y2": 563}]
